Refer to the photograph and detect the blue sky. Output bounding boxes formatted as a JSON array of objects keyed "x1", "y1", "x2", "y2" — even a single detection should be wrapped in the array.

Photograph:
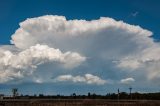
[{"x1": 0, "y1": 0, "x2": 160, "y2": 95}]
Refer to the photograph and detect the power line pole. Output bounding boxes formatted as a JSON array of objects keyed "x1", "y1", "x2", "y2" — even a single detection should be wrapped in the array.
[
  {"x1": 129, "y1": 87, "x2": 132, "y2": 100},
  {"x1": 118, "y1": 88, "x2": 120, "y2": 105},
  {"x1": 12, "y1": 88, "x2": 18, "y2": 97}
]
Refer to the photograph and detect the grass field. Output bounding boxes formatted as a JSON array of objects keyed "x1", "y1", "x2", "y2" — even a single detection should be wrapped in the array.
[{"x1": 0, "y1": 99, "x2": 160, "y2": 106}]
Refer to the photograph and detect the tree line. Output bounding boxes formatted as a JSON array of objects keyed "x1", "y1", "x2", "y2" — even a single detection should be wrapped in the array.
[{"x1": 3, "y1": 92, "x2": 160, "y2": 100}]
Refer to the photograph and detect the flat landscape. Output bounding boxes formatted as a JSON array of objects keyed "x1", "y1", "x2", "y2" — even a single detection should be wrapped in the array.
[{"x1": 0, "y1": 99, "x2": 160, "y2": 106}]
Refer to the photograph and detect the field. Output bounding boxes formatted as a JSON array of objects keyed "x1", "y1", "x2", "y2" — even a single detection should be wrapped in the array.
[{"x1": 0, "y1": 99, "x2": 160, "y2": 106}]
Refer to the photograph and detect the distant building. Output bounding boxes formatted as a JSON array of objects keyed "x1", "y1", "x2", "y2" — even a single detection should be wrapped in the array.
[{"x1": 0, "y1": 94, "x2": 4, "y2": 99}]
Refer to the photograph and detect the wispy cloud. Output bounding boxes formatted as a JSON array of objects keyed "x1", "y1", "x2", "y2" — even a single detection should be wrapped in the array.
[{"x1": 131, "y1": 11, "x2": 139, "y2": 17}]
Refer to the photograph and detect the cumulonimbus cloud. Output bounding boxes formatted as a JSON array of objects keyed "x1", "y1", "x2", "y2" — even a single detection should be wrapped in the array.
[{"x1": 0, "y1": 15, "x2": 160, "y2": 88}]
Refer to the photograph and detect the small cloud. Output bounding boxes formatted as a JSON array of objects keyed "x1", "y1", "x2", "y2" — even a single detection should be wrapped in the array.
[
  {"x1": 54, "y1": 74, "x2": 106, "y2": 85},
  {"x1": 120, "y1": 77, "x2": 135, "y2": 84},
  {"x1": 34, "y1": 79, "x2": 43, "y2": 83},
  {"x1": 131, "y1": 11, "x2": 139, "y2": 17}
]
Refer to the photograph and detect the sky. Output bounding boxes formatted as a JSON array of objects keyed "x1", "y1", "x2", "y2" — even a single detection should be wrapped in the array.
[{"x1": 0, "y1": 0, "x2": 160, "y2": 95}]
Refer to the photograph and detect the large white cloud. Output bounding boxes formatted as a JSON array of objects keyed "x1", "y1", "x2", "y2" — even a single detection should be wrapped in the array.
[
  {"x1": 0, "y1": 44, "x2": 85, "y2": 83},
  {"x1": 1, "y1": 15, "x2": 160, "y2": 88},
  {"x1": 11, "y1": 15, "x2": 153, "y2": 53},
  {"x1": 10, "y1": 15, "x2": 155, "y2": 69}
]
